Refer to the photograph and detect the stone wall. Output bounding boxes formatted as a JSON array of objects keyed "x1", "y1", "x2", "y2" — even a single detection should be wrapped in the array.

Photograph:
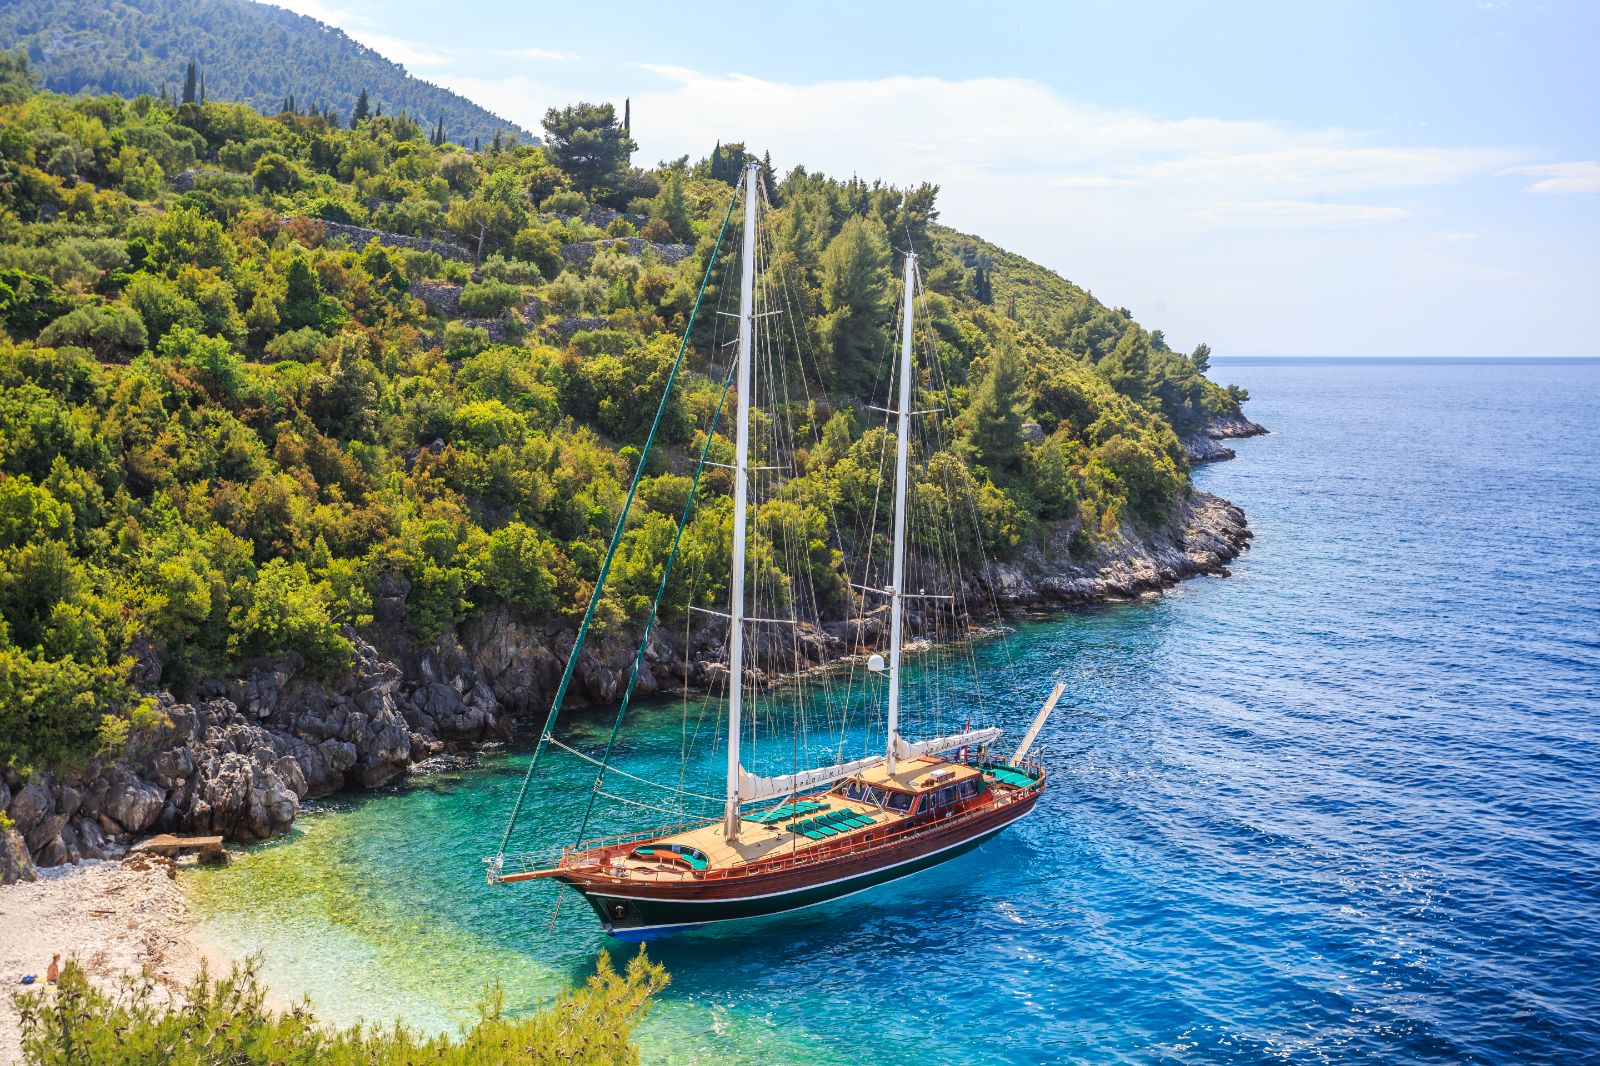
[
  {"x1": 558, "y1": 237, "x2": 695, "y2": 267},
  {"x1": 295, "y1": 217, "x2": 477, "y2": 262}
]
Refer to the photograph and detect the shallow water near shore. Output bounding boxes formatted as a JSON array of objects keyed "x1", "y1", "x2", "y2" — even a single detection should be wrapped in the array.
[{"x1": 187, "y1": 358, "x2": 1600, "y2": 1064}]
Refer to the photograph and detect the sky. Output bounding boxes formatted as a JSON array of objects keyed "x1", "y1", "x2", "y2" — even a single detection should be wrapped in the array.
[{"x1": 268, "y1": 0, "x2": 1598, "y2": 357}]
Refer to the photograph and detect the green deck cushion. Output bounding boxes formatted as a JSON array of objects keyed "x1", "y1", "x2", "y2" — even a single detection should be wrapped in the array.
[{"x1": 986, "y1": 766, "x2": 1039, "y2": 788}]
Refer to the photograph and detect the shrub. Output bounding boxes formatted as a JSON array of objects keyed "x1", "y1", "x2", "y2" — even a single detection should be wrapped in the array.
[
  {"x1": 264, "y1": 325, "x2": 331, "y2": 363},
  {"x1": 0, "y1": 269, "x2": 66, "y2": 332},
  {"x1": 304, "y1": 196, "x2": 365, "y2": 225},
  {"x1": 479, "y1": 255, "x2": 542, "y2": 286},
  {"x1": 457, "y1": 279, "x2": 523, "y2": 318},
  {"x1": 38, "y1": 304, "x2": 148, "y2": 360},
  {"x1": 639, "y1": 217, "x2": 674, "y2": 243},
  {"x1": 226, "y1": 559, "x2": 353, "y2": 671},
  {"x1": 509, "y1": 226, "x2": 562, "y2": 277},
  {"x1": 479, "y1": 522, "x2": 568, "y2": 616},
  {"x1": 540, "y1": 189, "x2": 587, "y2": 216},
  {"x1": 251, "y1": 151, "x2": 302, "y2": 193},
  {"x1": 16, "y1": 952, "x2": 668, "y2": 1065}
]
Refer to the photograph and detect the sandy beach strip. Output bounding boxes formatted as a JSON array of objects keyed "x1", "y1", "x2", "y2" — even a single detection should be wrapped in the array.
[{"x1": 0, "y1": 858, "x2": 235, "y2": 1065}]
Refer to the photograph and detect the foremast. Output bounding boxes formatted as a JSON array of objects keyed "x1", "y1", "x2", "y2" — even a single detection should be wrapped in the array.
[
  {"x1": 885, "y1": 249, "x2": 918, "y2": 775},
  {"x1": 724, "y1": 162, "x2": 760, "y2": 842}
]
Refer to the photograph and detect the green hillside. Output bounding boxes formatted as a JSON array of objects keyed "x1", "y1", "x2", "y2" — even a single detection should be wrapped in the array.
[
  {"x1": 0, "y1": 50, "x2": 1246, "y2": 770},
  {"x1": 0, "y1": 0, "x2": 535, "y2": 145}
]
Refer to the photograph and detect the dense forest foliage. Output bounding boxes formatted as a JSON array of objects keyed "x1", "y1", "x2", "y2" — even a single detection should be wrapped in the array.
[
  {"x1": 17, "y1": 951, "x2": 665, "y2": 1064},
  {"x1": 0, "y1": 52, "x2": 1244, "y2": 771},
  {"x1": 0, "y1": 0, "x2": 533, "y2": 145}
]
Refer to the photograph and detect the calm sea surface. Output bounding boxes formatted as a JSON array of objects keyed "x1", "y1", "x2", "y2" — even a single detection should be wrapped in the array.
[{"x1": 188, "y1": 358, "x2": 1600, "y2": 1064}]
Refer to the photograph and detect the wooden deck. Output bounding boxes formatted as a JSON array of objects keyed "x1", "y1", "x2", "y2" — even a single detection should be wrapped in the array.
[{"x1": 646, "y1": 756, "x2": 987, "y2": 876}]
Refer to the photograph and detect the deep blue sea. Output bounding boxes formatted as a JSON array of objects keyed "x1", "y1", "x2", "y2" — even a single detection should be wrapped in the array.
[{"x1": 190, "y1": 358, "x2": 1600, "y2": 1064}]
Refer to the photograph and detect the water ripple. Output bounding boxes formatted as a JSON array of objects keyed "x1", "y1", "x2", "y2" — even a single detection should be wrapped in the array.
[{"x1": 188, "y1": 361, "x2": 1600, "y2": 1064}]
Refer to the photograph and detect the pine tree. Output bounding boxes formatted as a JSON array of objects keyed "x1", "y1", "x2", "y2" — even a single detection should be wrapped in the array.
[
  {"x1": 964, "y1": 339, "x2": 1028, "y2": 476},
  {"x1": 817, "y1": 216, "x2": 893, "y2": 393},
  {"x1": 651, "y1": 169, "x2": 693, "y2": 241},
  {"x1": 351, "y1": 88, "x2": 369, "y2": 128},
  {"x1": 1101, "y1": 324, "x2": 1153, "y2": 402},
  {"x1": 181, "y1": 60, "x2": 196, "y2": 104},
  {"x1": 541, "y1": 102, "x2": 636, "y2": 194}
]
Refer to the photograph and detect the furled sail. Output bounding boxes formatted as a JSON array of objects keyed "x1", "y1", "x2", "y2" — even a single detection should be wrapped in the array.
[
  {"x1": 737, "y1": 754, "x2": 890, "y2": 804},
  {"x1": 894, "y1": 727, "x2": 1003, "y2": 763},
  {"x1": 737, "y1": 727, "x2": 1005, "y2": 805}
]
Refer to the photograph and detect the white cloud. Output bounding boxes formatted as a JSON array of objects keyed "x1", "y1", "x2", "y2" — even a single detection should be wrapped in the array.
[
  {"x1": 409, "y1": 62, "x2": 1592, "y2": 355},
  {"x1": 263, "y1": 0, "x2": 359, "y2": 26},
  {"x1": 1193, "y1": 200, "x2": 1411, "y2": 229},
  {"x1": 503, "y1": 48, "x2": 581, "y2": 62},
  {"x1": 346, "y1": 31, "x2": 452, "y2": 69},
  {"x1": 1502, "y1": 161, "x2": 1600, "y2": 195},
  {"x1": 263, "y1": 2, "x2": 450, "y2": 69}
]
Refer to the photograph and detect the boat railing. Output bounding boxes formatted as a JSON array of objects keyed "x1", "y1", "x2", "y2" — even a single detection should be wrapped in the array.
[
  {"x1": 488, "y1": 847, "x2": 569, "y2": 881},
  {"x1": 561, "y1": 821, "x2": 709, "y2": 861}
]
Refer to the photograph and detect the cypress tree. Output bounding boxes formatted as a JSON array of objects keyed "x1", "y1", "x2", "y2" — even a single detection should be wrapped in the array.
[
  {"x1": 198, "y1": 69, "x2": 205, "y2": 104},
  {"x1": 623, "y1": 97, "x2": 630, "y2": 133},
  {"x1": 181, "y1": 61, "x2": 196, "y2": 104},
  {"x1": 432, "y1": 117, "x2": 444, "y2": 146},
  {"x1": 351, "y1": 88, "x2": 369, "y2": 128}
]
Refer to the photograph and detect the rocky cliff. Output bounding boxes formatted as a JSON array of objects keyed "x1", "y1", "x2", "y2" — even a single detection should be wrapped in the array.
[{"x1": 2, "y1": 443, "x2": 1257, "y2": 881}]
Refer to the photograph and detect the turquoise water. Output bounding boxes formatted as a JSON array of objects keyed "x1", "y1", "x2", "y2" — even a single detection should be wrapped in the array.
[{"x1": 189, "y1": 358, "x2": 1600, "y2": 1063}]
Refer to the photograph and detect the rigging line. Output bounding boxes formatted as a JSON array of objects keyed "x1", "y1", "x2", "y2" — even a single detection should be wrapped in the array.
[
  {"x1": 596, "y1": 788, "x2": 718, "y2": 820},
  {"x1": 572, "y1": 340, "x2": 743, "y2": 847},
  {"x1": 543, "y1": 737, "x2": 724, "y2": 802},
  {"x1": 495, "y1": 188, "x2": 740, "y2": 863}
]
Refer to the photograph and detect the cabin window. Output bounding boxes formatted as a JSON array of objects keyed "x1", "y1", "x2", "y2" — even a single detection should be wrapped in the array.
[
  {"x1": 959, "y1": 779, "x2": 979, "y2": 800},
  {"x1": 885, "y1": 791, "x2": 912, "y2": 812},
  {"x1": 838, "y1": 780, "x2": 865, "y2": 801}
]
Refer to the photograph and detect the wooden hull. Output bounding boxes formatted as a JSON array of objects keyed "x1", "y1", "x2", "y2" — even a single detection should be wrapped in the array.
[{"x1": 558, "y1": 786, "x2": 1041, "y2": 938}]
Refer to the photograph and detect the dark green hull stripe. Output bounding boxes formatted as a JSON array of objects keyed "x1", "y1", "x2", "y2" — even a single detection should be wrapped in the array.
[{"x1": 576, "y1": 821, "x2": 1010, "y2": 935}]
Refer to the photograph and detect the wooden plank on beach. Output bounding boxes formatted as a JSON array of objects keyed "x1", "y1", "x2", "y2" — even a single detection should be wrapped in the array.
[{"x1": 130, "y1": 834, "x2": 228, "y2": 863}]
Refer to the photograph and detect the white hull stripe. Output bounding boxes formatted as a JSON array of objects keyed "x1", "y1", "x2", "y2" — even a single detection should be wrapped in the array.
[{"x1": 585, "y1": 802, "x2": 1032, "y2": 907}]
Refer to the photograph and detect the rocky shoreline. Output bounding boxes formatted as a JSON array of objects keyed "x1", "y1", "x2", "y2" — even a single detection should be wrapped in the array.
[
  {"x1": 1, "y1": 423, "x2": 1260, "y2": 883},
  {"x1": 1183, "y1": 412, "x2": 1269, "y2": 465}
]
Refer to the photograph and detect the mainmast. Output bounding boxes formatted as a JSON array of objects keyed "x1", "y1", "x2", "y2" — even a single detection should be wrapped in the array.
[
  {"x1": 885, "y1": 250, "x2": 917, "y2": 775},
  {"x1": 724, "y1": 162, "x2": 760, "y2": 842}
]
